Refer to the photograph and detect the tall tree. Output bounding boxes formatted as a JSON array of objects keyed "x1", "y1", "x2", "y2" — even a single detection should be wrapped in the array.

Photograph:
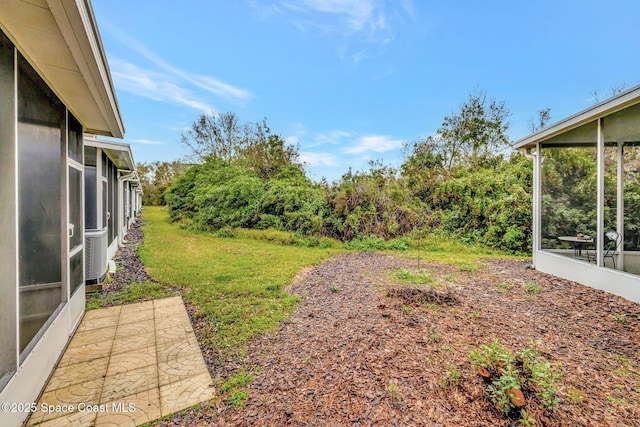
[
  {"x1": 180, "y1": 111, "x2": 303, "y2": 179},
  {"x1": 138, "y1": 160, "x2": 189, "y2": 205},
  {"x1": 434, "y1": 90, "x2": 511, "y2": 170},
  {"x1": 528, "y1": 108, "x2": 552, "y2": 133},
  {"x1": 180, "y1": 112, "x2": 246, "y2": 161},
  {"x1": 400, "y1": 138, "x2": 444, "y2": 202},
  {"x1": 591, "y1": 83, "x2": 628, "y2": 104}
]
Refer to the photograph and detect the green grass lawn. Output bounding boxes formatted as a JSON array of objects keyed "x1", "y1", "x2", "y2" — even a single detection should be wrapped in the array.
[
  {"x1": 402, "y1": 234, "x2": 526, "y2": 271},
  {"x1": 138, "y1": 207, "x2": 524, "y2": 359},
  {"x1": 139, "y1": 206, "x2": 342, "y2": 356}
]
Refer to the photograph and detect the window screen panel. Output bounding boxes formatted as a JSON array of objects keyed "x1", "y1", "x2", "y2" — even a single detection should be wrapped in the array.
[
  {"x1": 69, "y1": 166, "x2": 83, "y2": 250},
  {"x1": 17, "y1": 53, "x2": 64, "y2": 353},
  {"x1": 67, "y1": 113, "x2": 82, "y2": 163}
]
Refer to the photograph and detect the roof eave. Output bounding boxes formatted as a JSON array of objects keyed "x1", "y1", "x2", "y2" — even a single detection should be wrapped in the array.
[
  {"x1": 84, "y1": 136, "x2": 135, "y2": 170},
  {"x1": 513, "y1": 84, "x2": 640, "y2": 150},
  {"x1": 0, "y1": 0, "x2": 124, "y2": 138}
]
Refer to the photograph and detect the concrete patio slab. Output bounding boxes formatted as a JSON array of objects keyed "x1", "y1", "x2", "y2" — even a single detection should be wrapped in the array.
[{"x1": 26, "y1": 297, "x2": 215, "y2": 427}]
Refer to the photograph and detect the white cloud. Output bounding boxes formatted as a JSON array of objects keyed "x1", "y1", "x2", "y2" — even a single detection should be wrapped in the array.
[
  {"x1": 130, "y1": 138, "x2": 165, "y2": 145},
  {"x1": 253, "y1": 0, "x2": 417, "y2": 63},
  {"x1": 110, "y1": 58, "x2": 214, "y2": 113},
  {"x1": 343, "y1": 135, "x2": 404, "y2": 154},
  {"x1": 286, "y1": 0, "x2": 376, "y2": 32},
  {"x1": 286, "y1": 124, "x2": 352, "y2": 148},
  {"x1": 299, "y1": 152, "x2": 339, "y2": 166},
  {"x1": 106, "y1": 25, "x2": 251, "y2": 106}
]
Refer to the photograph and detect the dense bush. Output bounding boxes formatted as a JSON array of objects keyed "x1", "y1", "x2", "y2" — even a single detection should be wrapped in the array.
[
  {"x1": 323, "y1": 164, "x2": 430, "y2": 241},
  {"x1": 163, "y1": 104, "x2": 540, "y2": 252},
  {"x1": 433, "y1": 154, "x2": 532, "y2": 253},
  {"x1": 165, "y1": 153, "x2": 535, "y2": 253},
  {"x1": 258, "y1": 171, "x2": 328, "y2": 234},
  {"x1": 166, "y1": 159, "x2": 331, "y2": 235}
]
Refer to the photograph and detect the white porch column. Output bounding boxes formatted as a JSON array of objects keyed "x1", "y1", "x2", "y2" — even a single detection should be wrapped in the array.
[
  {"x1": 534, "y1": 142, "x2": 542, "y2": 263},
  {"x1": 617, "y1": 142, "x2": 624, "y2": 270},
  {"x1": 597, "y1": 118, "x2": 605, "y2": 267}
]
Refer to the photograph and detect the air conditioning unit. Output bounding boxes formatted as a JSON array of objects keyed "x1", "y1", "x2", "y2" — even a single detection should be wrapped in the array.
[{"x1": 85, "y1": 229, "x2": 108, "y2": 284}]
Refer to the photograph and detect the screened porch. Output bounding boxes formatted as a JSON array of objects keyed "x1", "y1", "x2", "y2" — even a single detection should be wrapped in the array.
[{"x1": 514, "y1": 86, "x2": 640, "y2": 303}]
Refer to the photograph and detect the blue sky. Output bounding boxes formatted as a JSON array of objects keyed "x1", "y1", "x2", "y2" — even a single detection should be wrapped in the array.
[{"x1": 92, "y1": 0, "x2": 640, "y2": 181}]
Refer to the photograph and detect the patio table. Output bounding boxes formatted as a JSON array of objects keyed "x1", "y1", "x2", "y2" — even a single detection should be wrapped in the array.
[{"x1": 558, "y1": 236, "x2": 593, "y2": 257}]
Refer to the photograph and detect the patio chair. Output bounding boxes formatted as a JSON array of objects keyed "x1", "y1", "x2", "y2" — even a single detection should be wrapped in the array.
[{"x1": 586, "y1": 230, "x2": 622, "y2": 268}]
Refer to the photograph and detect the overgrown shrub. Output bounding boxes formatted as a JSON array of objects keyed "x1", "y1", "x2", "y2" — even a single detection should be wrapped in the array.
[
  {"x1": 259, "y1": 173, "x2": 328, "y2": 235},
  {"x1": 324, "y1": 164, "x2": 429, "y2": 241},
  {"x1": 433, "y1": 154, "x2": 532, "y2": 253}
]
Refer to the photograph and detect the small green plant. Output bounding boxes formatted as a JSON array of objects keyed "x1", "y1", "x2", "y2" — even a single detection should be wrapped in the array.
[
  {"x1": 218, "y1": 369, "x2": 255, "y2": 394},
  {"x1": 223, "y1": 390, "x2": 249, "y2": 409},
  {"x1": 518, "y1": 409, "x2": 536, "y2": 426},
  {"x1": 529, "y1": 361, "x2": 561, "y2": 410},
  {"x1": 472, "y1": 311, "x2": 481, "y2": 319},
  {"x1": 439, "y1": 364, "x2": 461, "y2": 388},
  {"x1": 487, "y1": 364, "x2": 523, "y2": 414},
  {"x1": 429, "y1": 333, "x2": 441, "y2": 343},
  {"x1": 396, "y1": 269, "x2": 411, "y2": 280},
  {"x1": 495, "y1": 282, "x2": 513, "y2": 292},
  {"x1": 607, "y1": 396, "x2": 626, "y2": 406},
  {"x1": 402, "y1": 305, "x2": 412, "y2": 314},
  {"x1": 394, "y1": 268, "x2": 434, "y2": 284},
  {"x1": 388, "y1": 382, "x2": 400, "y2": 401},
  {"x1": 218, "y1": 369, "x2": 255, "y2": 410},
  {"x1": 566, "y1": 387, "x2": 583, "y2": 403},
  {"x1": 612, "y1": 312, "x2": 627, "y2": 323},
  {"x1": 470, "y1": 340, "x2": 561, "y2": 416},
  {"x1": 469, "y1": 340, "x2": 514, "y2": 371},
  {"x1": 329, "y1": 284, "x2": 340, "y2": 293},
  {"x1": 523, "y1": 283, "x2": 540, "y2": 294}
]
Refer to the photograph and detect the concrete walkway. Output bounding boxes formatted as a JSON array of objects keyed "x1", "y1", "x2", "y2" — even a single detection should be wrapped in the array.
[{"x1": 27, "y1": 297, "x2": 216, "y2": 426}]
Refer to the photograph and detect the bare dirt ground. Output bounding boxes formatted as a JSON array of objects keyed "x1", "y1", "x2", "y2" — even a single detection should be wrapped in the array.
[
  {"x1": 113, "y1": 222, "x2": 639, "y2": 426},
  {"x1": 153, "y1": 251, "x2": 640, "y2": 427}
]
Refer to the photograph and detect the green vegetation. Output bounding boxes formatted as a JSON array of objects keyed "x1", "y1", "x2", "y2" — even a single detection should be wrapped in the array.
[
  {"x1": 142, "y1": 87, "x2": 640, "y2": 256},
  {"x1": 611, "y1": 312, "x2": 627, "y2": 323},
  {"x1": 495, "y1": 282, "x2": 514, "y2": 292},
  {"x1": 157, "y1": 90, "x2": 541, "y2": 255},
  {"x1": 388, "y1": 382, "x2": 400, "y2": 401},
  {"x1": 470, "y1": 340, "x2": 561, "y2": 417},
  {"x1": 394, "y1": 268, "x2": 434, "y2": 284},
  {"x1": 439, "y1": 364, "x2": 462, "y2": 388},
  {"x1": 86, "y1": 281, "x2": 174, "y2": 310},
  {"x1": 139, "y1": 207, "x2": 341, "y2": 355},
  {"x1": 218, "y1": 369, "x2": 255, "y2": 409}
]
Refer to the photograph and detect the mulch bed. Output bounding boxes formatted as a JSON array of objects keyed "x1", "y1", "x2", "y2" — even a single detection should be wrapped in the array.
[
  {"x1": 107, "y1": 220, "x2": 638, "y2": 426},
  {"x1": 156, "y1": 251, "x2": 640, "y2": 427}
]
